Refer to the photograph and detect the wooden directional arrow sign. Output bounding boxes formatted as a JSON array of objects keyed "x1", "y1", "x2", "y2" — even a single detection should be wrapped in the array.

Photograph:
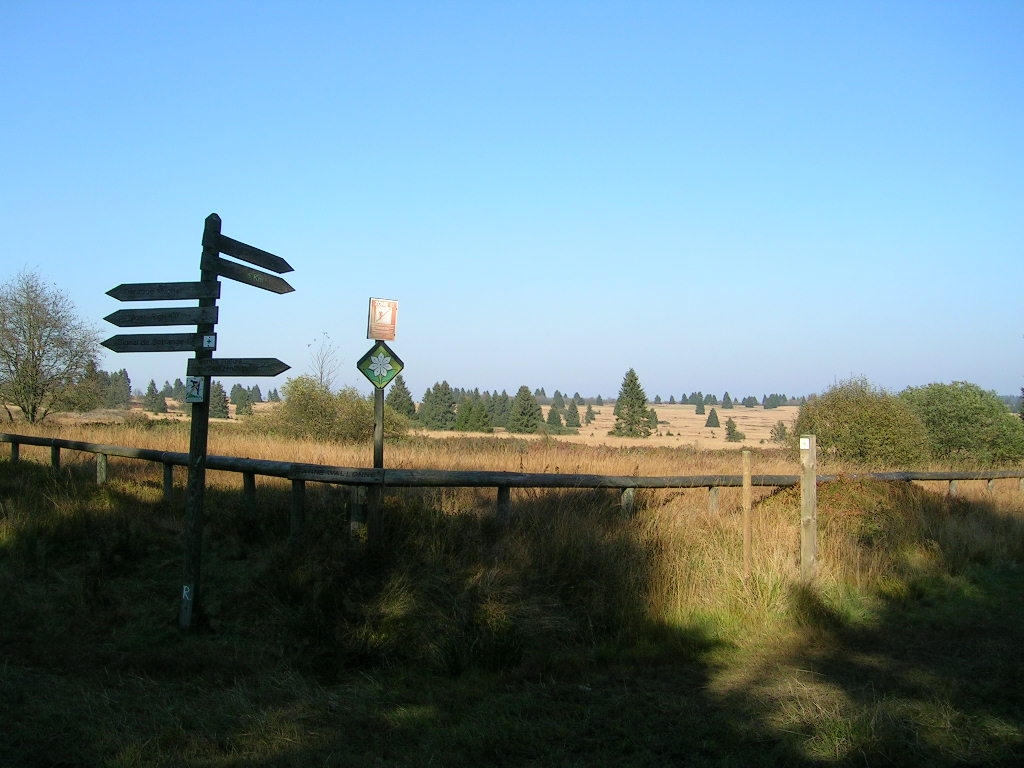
[
  {"x1": 106, "y1": 281, "x2": 221, "y2": 302},
  {"x1": 187, "y1": 357, "x2": 290, "y2": 378},
  {"x1": 104, "y1": 306, "x2": 219, "y2": 327},
  {"x1": 201, "y1": 254, "x2": 294, "y2": 294},
  {"x1": 102, "y1": 332, "x2": 214, "y2": 353},
  {"x1": 212, "y1": 234, "x2": 293, "y2": 274}
]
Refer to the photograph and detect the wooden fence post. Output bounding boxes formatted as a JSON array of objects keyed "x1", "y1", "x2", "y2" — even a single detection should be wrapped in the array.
[
  {"x1": 10, "y1": 443, "x2": 18, "y2": 462},
  {"x1": 708, "y1": 486, "x2": 720, "y2": 514},
  {"x1": 163, "y1": 463, "x2": 174, "y2": 502},
  {"x1": 496, "y1": 486, "x2": 511, "y2": 523},
  {"x1": 290, "y1": 479, "x2": 305, "y2": 541},
  {"x1": 50, "y1": 444, "x2": 60, "y2": 471},
  {"x1": 742, "y1": 450, "x2": 752, "y2": 580},
  {"x1": 800, "y1": 435, "x2": 817, "y2": 582},
  {"x1": 96, "y1": 453, "x2": 108, "y2": 485},
  {"x1": 350, "y1": 486, "x2": 366, "y2": 536},
  {"x1": 621, "y1": 487, "x2": 636, "y2": 517},
  {"x1": 948, "y1": 480, "x2": 958, "y2": 497},
  {"x1": 243, "y1": 472, "x2": 256, "y2": 512}
]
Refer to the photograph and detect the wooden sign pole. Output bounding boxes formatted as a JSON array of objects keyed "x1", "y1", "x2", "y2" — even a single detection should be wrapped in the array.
[
  {"x1": 800, "y1": 434, "x2": 818, "y2": 583},
  {"x1": 179, "y1": 213, "x2": 221, "y2": 629},
  {"x1": 103, "y1": 212, "x2": 292, "y2": 629},
  {"x1": 367, "y1": 387, "x2": 385, "y2": 548}
]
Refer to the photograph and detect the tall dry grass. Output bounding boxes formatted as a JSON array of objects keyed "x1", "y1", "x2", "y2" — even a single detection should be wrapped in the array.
[{"x1": 6, "y1": 418, "x2": 1023, "y2": 653}]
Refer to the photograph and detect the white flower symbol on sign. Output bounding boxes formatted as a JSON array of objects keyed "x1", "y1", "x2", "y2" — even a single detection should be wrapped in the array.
[
  {"x1": 369, "y1": 352, "x2": 393, "y2": 379},
  {"x1": 357, "y1": 341, "x2": 404, "y2": 389}
]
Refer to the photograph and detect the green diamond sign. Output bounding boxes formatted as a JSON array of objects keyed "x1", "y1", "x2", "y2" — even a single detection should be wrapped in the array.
[{"x1": 357, "y1": 341, "x2": 403, "y2": 389}]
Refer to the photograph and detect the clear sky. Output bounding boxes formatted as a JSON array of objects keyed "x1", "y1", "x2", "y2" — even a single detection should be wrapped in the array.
[{"x1": 3, "y1": 1, "x2": 1022, "y2": 402}]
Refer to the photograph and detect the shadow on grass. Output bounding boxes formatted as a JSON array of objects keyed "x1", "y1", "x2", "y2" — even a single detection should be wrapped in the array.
[
  {"x1": 7, "y1": 461, "x2": 1022, "y2": 765},
  {"x1": 716, "y1": 479, "x2": 1024, "y2": 766}
]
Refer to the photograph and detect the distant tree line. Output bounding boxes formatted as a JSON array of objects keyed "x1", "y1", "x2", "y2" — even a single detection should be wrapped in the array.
[{"x1": 389, "y1": 378, "x2": 582, "y2": 435}]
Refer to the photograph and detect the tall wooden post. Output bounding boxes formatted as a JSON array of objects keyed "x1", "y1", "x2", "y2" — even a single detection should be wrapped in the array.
[
  {"x1": 742, "y1": 450, "x2": 752, "y2": 580},
  {"x1": 800, "y1": 434, "x2": 817, "y2": 582},
  {"x1": 179, "y1": 213, "x2": 220, "y2": 629},
  {"x1": 368, "y1": 387, "x2": 385, "y2": 547}
]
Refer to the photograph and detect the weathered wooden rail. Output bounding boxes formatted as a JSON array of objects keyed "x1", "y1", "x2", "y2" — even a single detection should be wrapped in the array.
[{"x1": 1, "y1": 431, "x2": 800, "y2": 519}]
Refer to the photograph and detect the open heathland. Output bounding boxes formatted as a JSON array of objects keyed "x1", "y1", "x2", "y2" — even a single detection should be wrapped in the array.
[{"x1": 2, "y1": 424, "x2": 1023, "y2": 766}]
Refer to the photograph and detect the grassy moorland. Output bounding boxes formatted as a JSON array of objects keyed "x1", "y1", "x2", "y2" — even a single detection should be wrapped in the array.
[{"x1": 1, "y1": 421, "x2": 1023, "y2": 766}]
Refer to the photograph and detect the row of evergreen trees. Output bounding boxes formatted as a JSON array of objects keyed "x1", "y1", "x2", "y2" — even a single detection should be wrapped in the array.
[
  {"x1": 141, "y1": 378, "x2": 281, "y2": 416},
  {"x1": 384, "y1": 377, "x2": 597, "y2": 435},
  {"x1": 656, "y1": 392, "x2": 799, "y2": 409},
  {"x1": 381, "y1": 370, "x2": 798, "y2": 439}
]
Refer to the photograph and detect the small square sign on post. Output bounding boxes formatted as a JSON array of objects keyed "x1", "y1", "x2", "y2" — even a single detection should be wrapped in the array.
[
  {"x1": 367, "y1": 298, "x2": 398, "y2": 341},
  {"x1": 185, "y1": 376, "x2": 206, "y2": 403}
]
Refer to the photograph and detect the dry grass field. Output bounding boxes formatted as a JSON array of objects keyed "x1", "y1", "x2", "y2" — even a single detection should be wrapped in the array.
[
  {"x1": 31, "y1": 397, "x2": 798, "y2": 452},
  {"x1": 548, "y1": 402, "x2": 797, "y2": 449}
]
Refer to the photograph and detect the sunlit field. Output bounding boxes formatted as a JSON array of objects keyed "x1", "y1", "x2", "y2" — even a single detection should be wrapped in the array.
[{"x1": 2, "y1": 416, "x2": 1023, "y2": 765}]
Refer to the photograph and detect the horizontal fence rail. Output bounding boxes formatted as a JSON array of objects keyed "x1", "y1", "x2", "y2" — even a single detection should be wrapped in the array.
[
  {"x1": 2, "y1": 432, "x2": 805, "y2": 496},
  {"x1": 6, "y1": 433, "x2": 1024, "y2": 501}
]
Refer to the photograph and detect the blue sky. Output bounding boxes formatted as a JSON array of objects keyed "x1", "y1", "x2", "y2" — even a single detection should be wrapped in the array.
[{"x1": 3, "y1": 1, "x2": 1022, "y2": 402}]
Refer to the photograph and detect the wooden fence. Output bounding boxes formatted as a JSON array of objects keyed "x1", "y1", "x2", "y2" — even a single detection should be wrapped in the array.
[{"x1": 5, "y1": 432, "x2": 1024, "y2": 580}]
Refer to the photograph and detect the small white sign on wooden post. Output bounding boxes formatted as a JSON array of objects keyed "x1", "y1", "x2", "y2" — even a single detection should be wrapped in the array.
[
  {"x1": 185, "y1": 376, "x2": 206, "y2": 403},
  {"x1": 367, "y1": 297, "x2": 398, "y2": 340}
]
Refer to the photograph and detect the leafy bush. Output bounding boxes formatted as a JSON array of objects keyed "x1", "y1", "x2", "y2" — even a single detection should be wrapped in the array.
[
  {"x1": 793, "y1": 377, "x2": 929, "y2": 466},
  {"x1": 248, "y1": 375, "x2": 409, "y2": 442},
  {"x1": 769, "y1": 420, "x2": 789, "y2": 444},
  {"x1": 900, "y1": 381, "x2": 1024, "y2": 465}
]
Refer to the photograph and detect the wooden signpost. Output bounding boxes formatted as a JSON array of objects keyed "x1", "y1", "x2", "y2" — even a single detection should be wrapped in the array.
[
  {"x1": 103, "y1": 213, "x2": 294, "y2": 629},
  {"x1": 358, "y1": 300, "x2": 402, "y2": 546}
]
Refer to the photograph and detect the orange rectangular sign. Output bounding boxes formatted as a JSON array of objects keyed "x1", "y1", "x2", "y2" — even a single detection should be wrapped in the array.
[{"x1": 367, "y1": 297, "x2": 398, "y2": 340}]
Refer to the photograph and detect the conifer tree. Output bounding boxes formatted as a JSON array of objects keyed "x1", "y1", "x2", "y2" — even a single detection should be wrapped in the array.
[
  {"x1": 171, "y1": 378, "x2": 186, "y2": 402},
  {"x1": 385, "y1": 374, "x2": 416, "y2": 419},
  {"x1": 546, "y1": 406, "x2": 563, "y2": 429},
  {"x1": 705, "y1": 407, "x2": 720, "y2": 428},
  {"x1": 209, "y1": 381, "x2": 229, "y2": 419},
  {"x1": 235, "y1": 389, "x2": 254, "y2": 416},
  {"x1": 695, "y1": 401, "x2": 705, "y2": 415},
  {"x1": 725, "y1": 417, "x2": 744, "y2": 442},
  {"x1": 486, "y1": 390, "x2": 512, "y2": 429},
  {"x1": 419, "y1": 381, "x2": 457, "y2": 429},
  {"x1": 105, "y1": 369, "x2": 132, "y2": 408},
  {"x1": 455, "y1": 397, "x2": 493, "y2": 432},
  {"x1": 565, "y1": 400, "x2": 581, "y2": 428},
  {"x1": 722, "y1": 392, "x2": 733, "y2": 409},
  {"x1": 143, "y1": 379, "x2": 166, "y2": 414},
  {"x1": 508, "y1": 385, "x2": 542, "y2": 433},
  {"x1": 610, "y1": 368, "x2": 651, "y2": 437},
  {"x1": 584, "y1": 404, "x2": 596, "y2": 425}
]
